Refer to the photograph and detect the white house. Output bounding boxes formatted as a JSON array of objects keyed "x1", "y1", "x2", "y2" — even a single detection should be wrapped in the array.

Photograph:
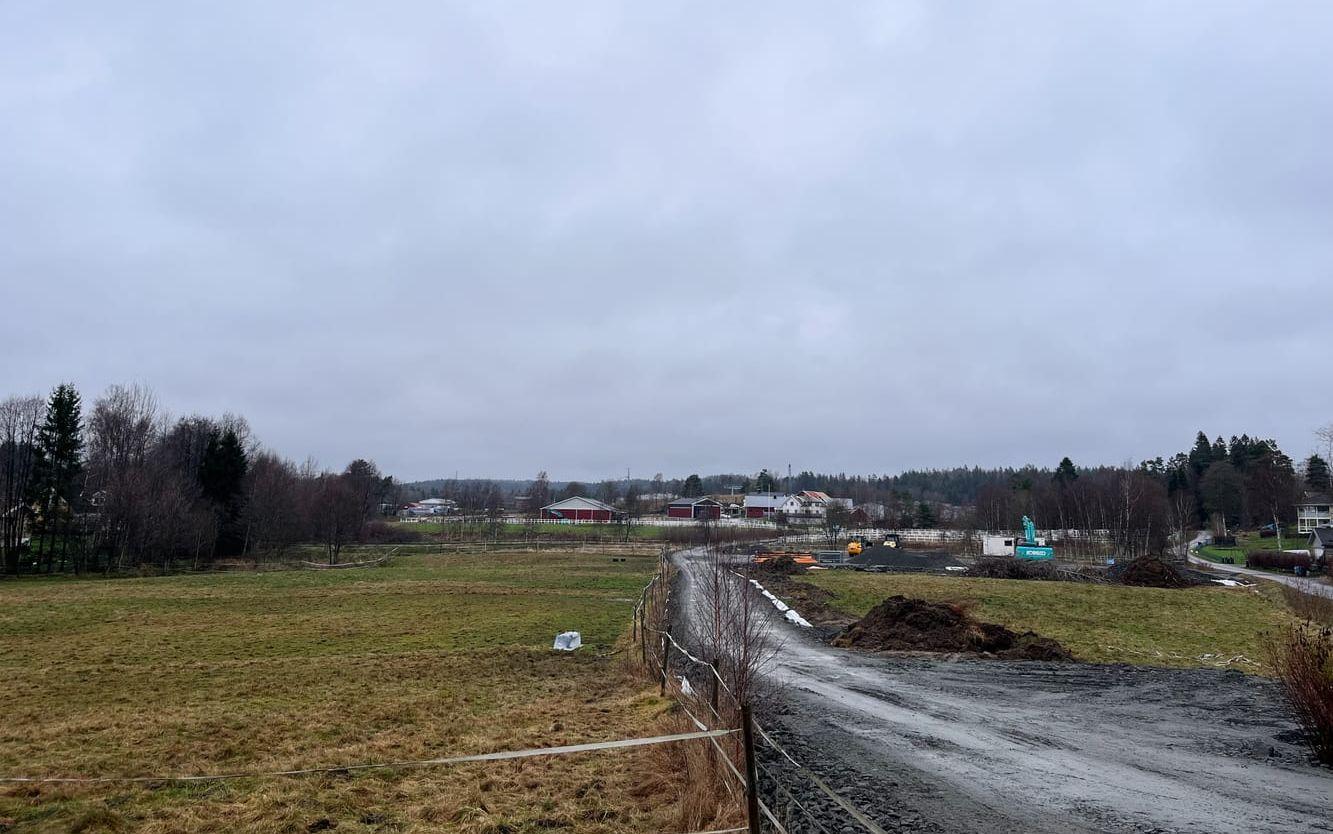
[
  {"x1": 1297, "y1": 493, "x2": 1332, "y2": 534},
  {"x1": 798, "y1": 490, "x2": 853, "y2": 510},
  {"x1": 743, "y1": 493, "x2": 788, "y2": 518}
]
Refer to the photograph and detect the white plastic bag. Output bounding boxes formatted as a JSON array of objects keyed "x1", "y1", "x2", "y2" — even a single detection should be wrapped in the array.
[{"x1": 552, "y1": 631, "x2": 582, "y2": 651}]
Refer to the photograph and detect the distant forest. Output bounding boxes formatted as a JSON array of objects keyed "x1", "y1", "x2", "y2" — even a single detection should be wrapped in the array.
[{"x1": 405, "y1": 427, "x2": 1331, "y2": 545}]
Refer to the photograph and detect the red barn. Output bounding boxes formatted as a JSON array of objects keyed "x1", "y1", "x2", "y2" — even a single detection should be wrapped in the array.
[
  {"x1": 541, "y1": 496, "x2": 620, "y2": 522},
  {"x1": 666, "y1": 497, "x2": 722, "y2": 520}
]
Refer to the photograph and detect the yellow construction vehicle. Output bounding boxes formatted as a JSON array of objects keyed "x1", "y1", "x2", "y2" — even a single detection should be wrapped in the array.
[{"x1": 846, "y1": 538, "x2": 864, "y2": 557}]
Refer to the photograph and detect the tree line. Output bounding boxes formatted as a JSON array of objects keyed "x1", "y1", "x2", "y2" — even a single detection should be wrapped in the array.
[{"x1": 0, "y1": 383, "x2": 396, "y2": 575}]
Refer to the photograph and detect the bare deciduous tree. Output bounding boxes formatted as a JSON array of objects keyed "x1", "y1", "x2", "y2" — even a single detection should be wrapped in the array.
[{"x1": 0, "y1": 395, "x2": 44, "y2": 575}]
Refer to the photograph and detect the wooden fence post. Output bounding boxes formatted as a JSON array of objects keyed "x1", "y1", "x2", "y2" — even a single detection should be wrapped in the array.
[
  {"x1": 709, "y1": 661, "x2": 720, "y2": 718},
  {"x1": 659, "y1": 635, "x2": 669, "y2": 696},
  {"x1": 742, "y1": 703, "x2": 761, "y2": 834}
]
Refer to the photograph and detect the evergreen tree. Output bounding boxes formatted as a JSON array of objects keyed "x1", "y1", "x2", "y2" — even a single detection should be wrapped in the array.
[
  {"x1": 1211, "y1": 436, "x2": 1229, "y2": 462},
  {"x1": 32, "y1": 384, "x2": 83, "y2": 572},
  {"x1": 1188, "y1": 431, "x2": 1213, "y2": 475},
  {"x1": 915, "y1": 500, "x2": 936, "y2": 528},
  {"x1": 1306, "y1": 454, "x2": 1331, "y2": 492},
  {"x1": 681, "y1": 473, "x2": 704, "y2": 497},
  {"x1": 1053, "y1": 457, "x2": 1078, "y2": 484},
  {"x1": 198, "y1": 427, "x2": 248, "y2": 554},
  {"x1": 753, "y1": 469, "x2": 776, "y2": 493}
]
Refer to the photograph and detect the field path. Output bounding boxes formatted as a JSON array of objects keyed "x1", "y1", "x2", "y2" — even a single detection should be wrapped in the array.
[{"x1": 674, "y1": 548, "x2": 1333, "y2": 834}]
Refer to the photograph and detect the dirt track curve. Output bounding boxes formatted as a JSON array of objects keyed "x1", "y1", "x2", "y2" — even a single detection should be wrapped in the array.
[{"x1": 673, "y1": 549, "x2": 1333, "y2": 834}]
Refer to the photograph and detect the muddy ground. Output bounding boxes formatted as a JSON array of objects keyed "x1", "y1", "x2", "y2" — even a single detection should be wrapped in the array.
[{"x1": 678, "y1": 550, "x2": 1333, "y2": 834}]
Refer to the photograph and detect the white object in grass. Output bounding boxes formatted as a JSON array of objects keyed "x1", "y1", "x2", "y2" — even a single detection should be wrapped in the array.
[{"x1": 553, "y1": 631, "x2": 582, "y2": 651}]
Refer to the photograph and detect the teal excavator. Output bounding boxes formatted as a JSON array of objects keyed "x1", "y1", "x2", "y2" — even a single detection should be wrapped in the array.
[{"x1": 1015, "y1": 515, "x2": 1055, "y2": 560}]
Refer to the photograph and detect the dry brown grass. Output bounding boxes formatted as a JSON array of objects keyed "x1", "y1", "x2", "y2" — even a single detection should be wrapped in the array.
[
  {"x1": 1280, "y1": 580, "x2": 1333, "y2": 627},
  {"x1": 0, "y1": 551, "x2": 724, "y2": 832}
]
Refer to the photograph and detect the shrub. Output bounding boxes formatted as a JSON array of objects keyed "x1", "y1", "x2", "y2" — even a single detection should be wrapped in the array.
[
  {"x1": 1264, "y1": 622, "x2": 1333, "y2": 765},
  {"x1": 361, "y1": 521, "x2": 426, "y2": 544},
  {"x1": 1248, "y1": 551, "x2": 1312, "y2": 571}
]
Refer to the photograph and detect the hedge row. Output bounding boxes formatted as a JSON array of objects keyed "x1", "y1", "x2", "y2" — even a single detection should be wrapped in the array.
[{"x1": 1248, "y1": 550, "x2": 1312, "y2": 570}]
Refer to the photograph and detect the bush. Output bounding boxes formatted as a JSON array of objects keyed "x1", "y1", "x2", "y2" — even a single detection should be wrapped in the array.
[
  {"x1": 1248, "y1": 551, "x2": 1312, "y2": 571},
  {"x1": 361, "y1": 521, "x2": 426, "y2": 544},
  {"x1": 1264, "y1": 622, "x2": 1333, "y2": 765}
]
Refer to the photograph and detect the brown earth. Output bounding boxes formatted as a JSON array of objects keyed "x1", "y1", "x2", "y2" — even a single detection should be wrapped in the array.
[
  {"x1": 831, "y1": 595, "x2": 1074, "y2": 661},
  {"x1": 1109, "y1": 556, "x2": 1197, "y2": 588}
]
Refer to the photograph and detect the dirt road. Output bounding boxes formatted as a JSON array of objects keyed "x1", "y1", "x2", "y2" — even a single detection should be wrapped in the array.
[{"x1": 673, "y1": 549, "x2": 1332, "y2": 833}]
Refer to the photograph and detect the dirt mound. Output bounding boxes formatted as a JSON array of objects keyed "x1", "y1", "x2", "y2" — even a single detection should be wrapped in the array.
[
  {"x1": 847, "y1": 546, "x2": 963, "y2": 572},
  {"x1": 964, "y1": 558, "x2": 1058, "y2": 580},
  {"x1": 1110, "y1": 556, "x2": 1196, "y2": 588},
  {"x1": 752, "y1": 554, "x2": 806, "y2": 575},
  {"x1": 831, "y1": 595, "x2": 1073, "y2": 661}
]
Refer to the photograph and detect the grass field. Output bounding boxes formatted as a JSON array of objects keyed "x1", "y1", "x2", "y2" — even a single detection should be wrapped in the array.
[
  {"x1": 399, "y1": 522, "x2": 684, "y2": 541},
  {"x1": 802, "y1": 571, "x2": 1293, "y2": 672},
  {"x1": 0, "y1": 551, "x2": 700, "y2": 833},
  {"x1": 1196, "y1": 528, "x2": 1310, "y2": 566}
]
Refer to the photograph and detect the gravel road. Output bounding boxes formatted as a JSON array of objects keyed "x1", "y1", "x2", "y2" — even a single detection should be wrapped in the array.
[{"x1": 673, "y1": 549, "x2": 1333, "y2": 834}]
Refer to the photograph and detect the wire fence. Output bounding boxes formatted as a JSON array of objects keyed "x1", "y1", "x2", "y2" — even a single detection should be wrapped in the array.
[
  {"x1": 5, "y1": 545, "x2": 882, "y2": 833},
  {"x1": 634, "y1": 547, "x2": 891, "y2": 834}
]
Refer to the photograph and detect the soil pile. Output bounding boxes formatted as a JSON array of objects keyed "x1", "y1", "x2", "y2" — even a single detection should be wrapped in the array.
[
  {"x1": 847, "y1": 546, "x2": 963, "y2": 572},
  {"x1": 753, "y1": 554, "x2": 806, "y2": 576},
  {"x1": 965, "y1": 558, "x2": 1057, "y2": 580},
  {"x1": 1110, "y1": 556, "x2": 1195, "y2": 588},
  {"x1": 832, "y1": 595, "x2": 1073, "y2": 661}
]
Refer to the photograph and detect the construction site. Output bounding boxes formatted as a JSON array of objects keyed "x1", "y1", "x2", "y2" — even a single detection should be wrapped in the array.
[{"x1": 646, "y1": 515, "x2": 1333, "y2": 834}]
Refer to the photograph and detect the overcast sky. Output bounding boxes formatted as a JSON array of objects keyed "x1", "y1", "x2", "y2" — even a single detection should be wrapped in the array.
[{"x1": 2, "y1": 2, "x2": 1330, "y2": 482}]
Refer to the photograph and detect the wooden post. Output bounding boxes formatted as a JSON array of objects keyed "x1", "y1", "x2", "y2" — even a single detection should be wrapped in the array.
[
  {"x1": 709, "y1": 660, "x2": 720, "y2": 718},
  {"x1": 659, "y1": 635, "x2": 669, "y2": 696},
  {"x1": 707, "y1": 659, "x2": 721, "y2": 777},
  {"x1": 742, "y1": 703, "x2": 761, "y2": 834}
]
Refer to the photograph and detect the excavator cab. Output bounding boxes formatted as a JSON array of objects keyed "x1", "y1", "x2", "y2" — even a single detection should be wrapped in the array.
[{"x1": 846, "y1": 538, "x2": 864, "y2": 557}]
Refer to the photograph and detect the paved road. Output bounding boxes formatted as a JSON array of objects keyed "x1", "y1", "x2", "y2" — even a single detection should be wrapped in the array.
[
  {"x1": 1188, "y1": 533, "x2": 1333, "y2": 598},
  {"x1": 674, "y1": 549, "x2": 1333, "y2": 834}
]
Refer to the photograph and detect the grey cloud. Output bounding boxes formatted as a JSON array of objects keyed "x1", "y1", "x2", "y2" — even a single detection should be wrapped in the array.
[{"x1": 2, "y1": 1, "x2": 1330, "y2": 480}]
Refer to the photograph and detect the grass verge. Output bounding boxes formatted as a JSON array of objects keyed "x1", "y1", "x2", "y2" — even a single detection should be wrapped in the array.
[
  {"x1": 0, "y1": 551, "x2": 707, "y2": 833},
  {"x1": 801, "y1": 570, "x2": 1293, "y2": 672}
]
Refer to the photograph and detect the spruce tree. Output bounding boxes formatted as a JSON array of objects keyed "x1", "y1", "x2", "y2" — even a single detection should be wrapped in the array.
[
  {"x1": 198, "y1": 427, "x2": 248, "y2": 555},
  {"x1": 1188, "y1": 431, "x2": 1213, "y2": 475},
  {"x1": 1053, "y1": 457, "x2": 1078, "y2": 484},
  {"x1": 1306, "y1": 455, "x2": 1331, "y2": 492},
  {"x1": 32, "y1": 384, "x2": 83, "y2": 572}
]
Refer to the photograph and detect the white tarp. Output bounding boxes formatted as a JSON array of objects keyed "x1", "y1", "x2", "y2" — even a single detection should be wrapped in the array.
[
  {"x1": 552, "y1": 631, "x2": 582, "y2": 651},
  {"x1": 784, "y1": 609, "x2": 812, "y2": 628},
  {"x1": 746, "y1": 576, "x2": 812, "y2": 628}
]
